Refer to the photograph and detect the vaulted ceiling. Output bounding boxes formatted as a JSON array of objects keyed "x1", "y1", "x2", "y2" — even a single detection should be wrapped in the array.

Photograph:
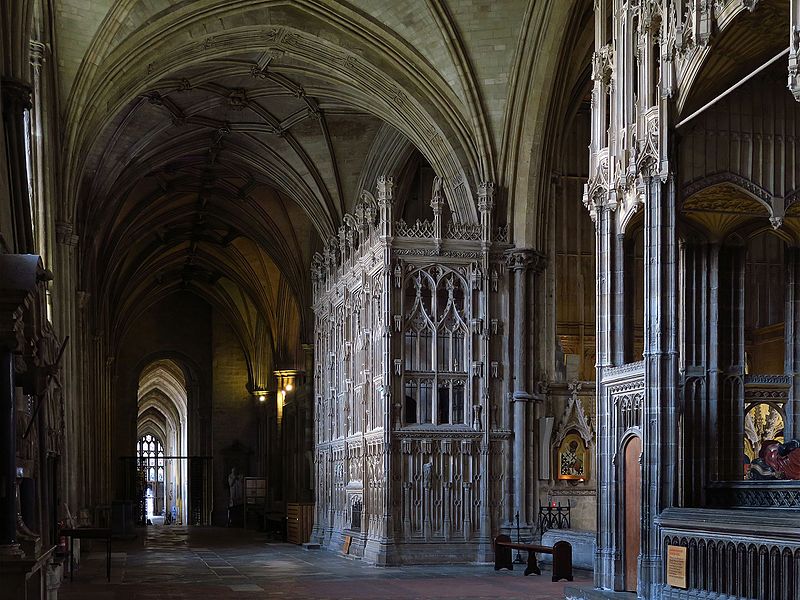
[
  {"x1": 46, "y1": 0, "x2": 591, "y2": 384},
  {"x1": 79, "y1": 48, "x2": 387, "y2": 376}
]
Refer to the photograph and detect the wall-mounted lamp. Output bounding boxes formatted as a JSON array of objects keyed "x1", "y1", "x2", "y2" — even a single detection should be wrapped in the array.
[
  {"x1": 275, "y1": 369, "x2": 299, "y2": 395},
  {"x1": 253, "y1": 389, "x2": 269, "y2": 402}
]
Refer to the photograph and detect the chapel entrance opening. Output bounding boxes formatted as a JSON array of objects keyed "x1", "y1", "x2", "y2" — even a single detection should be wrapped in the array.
[{"x1": 135, "y1": 359, "x2": 190, "y2": 525}]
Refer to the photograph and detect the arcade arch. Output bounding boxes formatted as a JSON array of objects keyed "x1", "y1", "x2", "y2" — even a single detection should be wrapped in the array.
[{"x1": 136, "y1": 359, "x2": 189, "y2": 524}]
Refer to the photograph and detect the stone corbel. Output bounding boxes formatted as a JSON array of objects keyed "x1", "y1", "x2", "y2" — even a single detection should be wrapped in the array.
[{"x1": 769, "y1": 197, "x2": 785, "y2": 230}]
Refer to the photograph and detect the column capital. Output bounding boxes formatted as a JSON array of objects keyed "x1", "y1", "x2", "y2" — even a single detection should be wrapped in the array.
[
  {"x1": 0, "y1": 78, "x2": 32, "y2": 112},
  {"x1": 504, "y1": 248, "x2": 547, "y2": 273}
]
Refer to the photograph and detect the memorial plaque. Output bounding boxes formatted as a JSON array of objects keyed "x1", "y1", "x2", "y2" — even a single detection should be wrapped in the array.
[{"x1": 666, "y1": 545, "x2": 687, "y2": 589}]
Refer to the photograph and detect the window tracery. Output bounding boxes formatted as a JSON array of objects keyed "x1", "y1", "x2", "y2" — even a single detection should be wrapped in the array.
[
  {"x1": 401, "y1": 267, "x2": 470, "y2": 426},
  {"x1": 137, "y1": 434, "x2": 165, "y2": 485}
]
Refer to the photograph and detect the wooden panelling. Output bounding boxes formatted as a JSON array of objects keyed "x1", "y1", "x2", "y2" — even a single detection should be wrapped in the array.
[{"x1": 286, "y1": 502, "x2": 314, "y2": 545}]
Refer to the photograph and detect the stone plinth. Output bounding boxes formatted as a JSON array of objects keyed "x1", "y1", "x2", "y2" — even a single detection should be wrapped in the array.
[{"x1": 539, "y1": 529, "x2": 595, "y2": 570}]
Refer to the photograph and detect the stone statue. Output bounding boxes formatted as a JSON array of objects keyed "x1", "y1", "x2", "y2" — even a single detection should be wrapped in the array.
[
  {"x1": 422, "y1": 460, "x2": 433, "y2": 489},
  {"x1": 432, "y1": 175, "x2": 443, "y2": 199},
  {"x1": 228, "y1": 467, "x2": 243, "y2": 507}
]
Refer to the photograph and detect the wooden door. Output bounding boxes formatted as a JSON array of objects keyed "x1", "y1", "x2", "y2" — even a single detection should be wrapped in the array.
[{"x1": 623, "y1": 435, "x2": 642, "y2": 592}]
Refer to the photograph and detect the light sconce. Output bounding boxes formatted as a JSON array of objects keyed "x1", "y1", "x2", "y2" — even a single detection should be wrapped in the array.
[
  {"x1": 275, "y1": 369, "x2": 299, "y2": 402},
  {"x1": 253, "y1": 389, "x2": 269, "y2": 402}
]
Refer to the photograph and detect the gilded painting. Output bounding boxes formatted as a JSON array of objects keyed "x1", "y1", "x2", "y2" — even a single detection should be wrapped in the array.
[{"x1": 557, "y1": 432, "x2": 588, "y2": 481}]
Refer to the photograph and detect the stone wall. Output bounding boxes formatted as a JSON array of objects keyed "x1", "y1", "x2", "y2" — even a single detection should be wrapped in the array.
[
  {"x1": 211, "y1": 311, "x2": 258, "y2": 525},
  {"x1": 113, "y1": 292, "x2": 213, "y2": 501}
]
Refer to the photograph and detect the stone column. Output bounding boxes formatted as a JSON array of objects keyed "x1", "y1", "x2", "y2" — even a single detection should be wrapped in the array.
[
  {"x1": 477, "y1": 182, "x2": 493, "y2": 560},
  {"x1": 680, "y1": 240, "x2": 712, "y2": 507},
  {"x1": 716, "y1": 244, "x2": 745, "y2": 481},
  {"x1": 1, "y1": 78, "x2": 34, "y2": 254},
  {"x1": 641, "y1": 175, "x2": 678, "y2": 599},
  {"x1": 784, "y1": 247, "x2": 800, "y2": 439},
  {"x1": 505, "y1": 248, "x2": 543, "y2": 530},
  {"x1": 302, "y1": 343, "x2": 314, "y2": 500},
  {"x1": 611, "y1": 233, "x2": 626, "y2": 365},
  {"x1": 707, "y1": 242, "x2": 721, "y2": 483},
  {"x1": 593, "y1": 204, "x2": 614, "y2": 590},
  {"x1": 54, "y1": 222, "x2": 80, "y2": 516}
]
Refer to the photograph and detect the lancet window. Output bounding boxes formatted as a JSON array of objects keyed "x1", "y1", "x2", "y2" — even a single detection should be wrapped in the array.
[
  {"x1": 137, "y1": 434, "x2": 164, "y2": 483},
  {"x1": 401, "y1": 267, "x2": 470, "y2": 425}
]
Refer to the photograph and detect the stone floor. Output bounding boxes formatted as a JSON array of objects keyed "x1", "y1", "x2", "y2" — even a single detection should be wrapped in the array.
[{"x1": 58, "y1": 525, "x2": 591, "y2": 599}]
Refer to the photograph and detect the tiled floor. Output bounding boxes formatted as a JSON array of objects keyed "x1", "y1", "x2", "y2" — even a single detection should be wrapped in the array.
[{"x1": 58, "y1": 526, "x2": 590, "y2": 599}]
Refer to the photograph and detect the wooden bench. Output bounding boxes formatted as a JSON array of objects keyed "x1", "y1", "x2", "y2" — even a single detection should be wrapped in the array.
[{"x1": 493, "y1": 534, "x2": 573, "y2": 582}]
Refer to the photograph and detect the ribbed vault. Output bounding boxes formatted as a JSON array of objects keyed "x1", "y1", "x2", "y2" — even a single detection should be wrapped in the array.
[{"x1": 69, "y1": 4, "x2": 493, "y2": 392}]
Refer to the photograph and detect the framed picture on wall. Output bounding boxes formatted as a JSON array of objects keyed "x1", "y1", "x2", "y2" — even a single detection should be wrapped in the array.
[{"x1": 557, "y1": 432, "x2": 588, "y2": 481}]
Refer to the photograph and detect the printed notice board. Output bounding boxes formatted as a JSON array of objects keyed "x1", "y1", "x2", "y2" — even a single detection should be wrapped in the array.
[{"x1": 666, "y1": 545, "x2": 687, "y2": 589}]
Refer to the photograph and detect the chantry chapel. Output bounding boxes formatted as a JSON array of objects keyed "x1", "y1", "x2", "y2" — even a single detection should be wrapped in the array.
[{"x1": 0, "y1": 1, "x2": 799, "y2": 599}]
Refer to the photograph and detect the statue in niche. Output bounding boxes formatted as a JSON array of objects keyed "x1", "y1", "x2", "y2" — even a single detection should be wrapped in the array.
[
  {"x1": 747, "y1": 439, "x2": 800, "y2": 480},
  {"x1": 422, "y1": 460, "x2": 433, "y2": 489}
]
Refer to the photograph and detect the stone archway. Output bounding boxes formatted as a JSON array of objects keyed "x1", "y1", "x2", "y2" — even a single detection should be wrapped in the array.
[{"x1": 137, "y1": 359, "x2": 190, "y2": 525}]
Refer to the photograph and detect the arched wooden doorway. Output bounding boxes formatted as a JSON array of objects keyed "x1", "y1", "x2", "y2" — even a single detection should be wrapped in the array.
[{"x1": 623, "y1": 435, "x2": 641, "y2": 592}]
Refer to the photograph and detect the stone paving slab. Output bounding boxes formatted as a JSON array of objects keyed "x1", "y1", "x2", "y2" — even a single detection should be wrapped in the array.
[{"x1": 58, "y1": 525, "x2": 591, "y2": 599}]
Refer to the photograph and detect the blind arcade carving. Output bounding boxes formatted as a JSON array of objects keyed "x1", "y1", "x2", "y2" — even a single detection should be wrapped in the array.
[{"x1": 311, "y1": 177, "x2": 510, "y2": 564}]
